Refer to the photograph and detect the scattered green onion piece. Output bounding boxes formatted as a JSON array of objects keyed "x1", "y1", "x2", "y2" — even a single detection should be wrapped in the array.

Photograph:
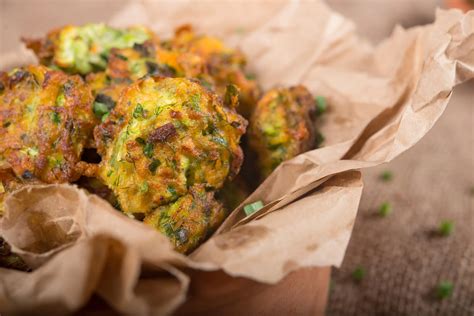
[
  {"x1": 379, "y1": 202, "x2": 392, "y2": 217},
  {"x1": 438, "y1": 220, "x2": 454, "y2": 237},
  {"x1": 380, "y1": 170, "x2": 393, "y2": 182},
  {"x1": 315, "y1": 96, "x2": 327, "y2": 115},
  {"x1": 436, "y1": 281, "x2": 453, "y2": 299},
  {"x1": 243, "y1": 200, "x2": 264, "y2": 216},
  {"x1": 352, "y1": 266, "x2": 366, "y2": 282}
]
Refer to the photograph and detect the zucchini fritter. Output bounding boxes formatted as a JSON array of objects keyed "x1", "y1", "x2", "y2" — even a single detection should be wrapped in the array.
[
  {"x1": 85, "y1": 39, "x2": 214, "y2": 122},
  {"x1": 144, "y1": 185, "x2": 225, "y2": 254},
  {"x1": 24, "y1": 24, "x2": 156, "y2": 75},
  {"x1": 0, "y1": 65, "x2": 96, "y2": 183},
  {"x1": 169, "y1": 25, "x2": 260, "y2": 117},
  {"x1": 95, "y1": 76, "x2": 247, "y2": 216},
  {"x1": 249, "y1": 86, "x2": 317, "y2": 179}
]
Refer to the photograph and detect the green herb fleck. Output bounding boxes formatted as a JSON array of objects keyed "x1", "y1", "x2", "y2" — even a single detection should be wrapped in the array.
[
  {"x1": 189, "y1": 94, "x2": 201, "y2": 111},
  {"x1": 315, "y1": 96, "x2": 327, "y2": 115},
  {"x1": 438, "y1": 220, "x2": 454, "y2": 237},
  {"x1": 107, "y1": 170, "x2": 113, "y2": 177},
  {"x1": 133, "y1": 103, "x2": 144, "y2": 119},
  {"x1": 436, "y1": 281, "x2": 453, "y2": 299},
  {"x1": 380, "y1": 170, "x2": 393, "y2": 182},
  {"x1": 50, "y1": 111, "x2": 61, "y2": 124},
  {"x1": 93, "y1": 102, "x2": 110, "y2": 120},
  {"x1": 148, "y1": 159, "x2": 160, "y2": 174},
  {"x1": 352, "y1": 266, "x2": 366, "y2": 282},
  {"x1": 139, "y1": 182, "x2": 149, "y2": 193},
  {"x1": 167, "y1": 186, "x2": 177, "y2": 198},
  {"x1": 245, "y1": 73, "x2": 256, "y2": 80},
  {"x1": 135, "y1": 137, "x2": 146, "y2": 145},
  {"x1": 243, "y1": 200, "x2": 264, "y2": 216},
  {"x1": 56, "y1": 93, "x2": 66, "y2": 106},
  {"x1": 379, "y1": 202, "x2": 392, "y2": 217},
  {"x1": 143, "y1": 142, "x2": 154, "y2": 158},
  {"x1": 101, "y1": 112, "x2": 110, "y2": 122}
]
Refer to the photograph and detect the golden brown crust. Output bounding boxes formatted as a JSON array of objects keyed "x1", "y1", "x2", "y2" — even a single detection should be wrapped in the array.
[{"x1": 0, "y1": 65, "x2": 96, "y2": 183}]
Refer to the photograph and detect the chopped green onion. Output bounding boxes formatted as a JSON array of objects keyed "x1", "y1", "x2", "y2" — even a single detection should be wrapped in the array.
[
  {"x1": 148, "y1": 159, "x2": 160, "y2": 174},
  {"x1": 436, "y1": 281, "x2": 453, "y2": 299},
  {"x1": 438, "y1": 220, "x2": 454, "y2": 237},
  {"x1": 50, "y1": 111, "x2": 61, "y2": 124},
  {"x1": 379, "y1": 202, "x2": 392, "y2": 217},
  {"x1": 139, "y1": 182, "x2": 149, "y2": 193},
  {"x1": 380, "y1": 170, "x2": 393, "y2": 182},
  {"x1": 315, "y1": 96, "x2": 327, "y2": 115},
  {"x1": 352, "y1": 266, "x2": 366, "y2": 282},
  {"x1": 243, "y1": 200, "x2": 264, "y2": 216},
  {"x1": 93, "y1": 101, "x2": 109, "y2": 120},
  {"x1": 133, "y1": 103, "x2": 144, "y2": 119},
  {"x1": 143, "y1": 143, "x2": 153, "y2": 158}
]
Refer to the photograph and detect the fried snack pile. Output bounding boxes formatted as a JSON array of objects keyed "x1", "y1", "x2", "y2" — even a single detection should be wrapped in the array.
[{"x1": 0, "y1": 23, "x2": 323, "y2": 255}]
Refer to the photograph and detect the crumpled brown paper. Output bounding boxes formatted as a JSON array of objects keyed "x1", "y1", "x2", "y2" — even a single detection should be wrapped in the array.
[{"x1": 1, "y1": 0, "x2": 473, "y2": 314}]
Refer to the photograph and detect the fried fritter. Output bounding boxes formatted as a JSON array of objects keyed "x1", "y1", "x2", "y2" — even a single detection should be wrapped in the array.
[
  {"x1": 144, "y1": 185, "x2": 225, "y2": 253},
  {"x1": 24, "y1": 24, "x2": 156, "y2": 75},
  {"x1": 249, "y1": 85, "x2": 317, "y2": 179},
  {"x1": 169, "y1": 25, "x2": 260, "y2": 117},
  {"x1": 95, "y1": 76, "x2": 246, "y2": 216},
  {"x1": 0, "y1": 65, "x2": 96, "y2": 183}
]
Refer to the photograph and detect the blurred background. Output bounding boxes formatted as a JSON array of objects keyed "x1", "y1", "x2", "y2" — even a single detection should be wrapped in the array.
[
  {"x1": 1, "y1": 0, "x2": 472, "y2": 315},
  {"x1": 326, "y1": 1, "x2": 474, "y2": 315}
]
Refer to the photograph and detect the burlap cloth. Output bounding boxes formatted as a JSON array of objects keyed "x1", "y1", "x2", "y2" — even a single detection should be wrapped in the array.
[
  {"x1": 327, "y1": 81, "x2": 474, "y2": 315},
  {"x1": 324, "y1": 2, "x2": 473, "y2": 315}
]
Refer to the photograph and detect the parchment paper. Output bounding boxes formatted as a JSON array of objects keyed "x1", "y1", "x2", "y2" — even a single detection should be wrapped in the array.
[{"x1": 1, "y1": 1, "x2": 473, "y2": 314}]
